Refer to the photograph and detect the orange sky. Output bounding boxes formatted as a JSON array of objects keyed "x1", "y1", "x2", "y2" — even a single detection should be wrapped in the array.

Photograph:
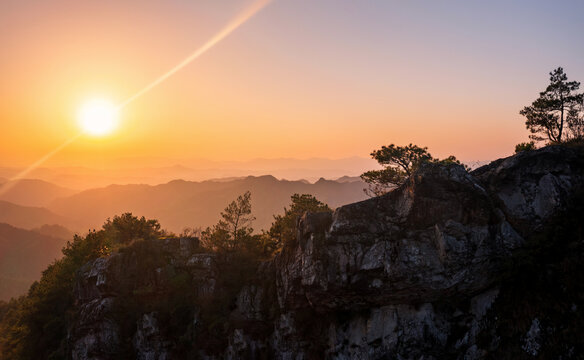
[{"x1": 1, "y1": 0, "x2": 583, "y2": 170}]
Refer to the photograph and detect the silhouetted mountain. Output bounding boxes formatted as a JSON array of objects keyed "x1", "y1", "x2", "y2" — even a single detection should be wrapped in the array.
[
  {"x1": 334, "y1": 175, "x2": 362, "y2": 183},
  {"x1": 0, "y1": 157, "x2": 378, "y2": 189},
  {"x1": 205, "y1": 176, "x2": 246, "y2": 182},
  {"x1": 0, "y1": 179, "x2": 76, "y2": 207},
  {"x1": 0, "y1": 200, "x2": 74, "y2": 230},
  {"x1": 0, "y1": 223, "x2": 66, "y2": 300},
  {"x1": 50, "y1": 175, "x2": 368, "y2": 232},
  {"x1": 32, "y1": 224, "x2": 73, "y2": 240}
]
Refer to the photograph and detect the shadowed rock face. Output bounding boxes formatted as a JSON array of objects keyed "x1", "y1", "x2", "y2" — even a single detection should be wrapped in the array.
[
  {"x1": 70, "y1": 238, "x2": 216, "y2": 360},
  {"x1": 275, "y1": 163, "x2": 523, "y2": 310},
  {"x1": 472, "y1": 145, "x2": 584, "y2": 233},
  {"x1": 68, "y1": 145, "x2": 584, "y2": 360}
]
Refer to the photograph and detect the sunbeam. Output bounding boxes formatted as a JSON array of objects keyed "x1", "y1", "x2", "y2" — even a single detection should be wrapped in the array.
[
  {"x1": 118, "y1": 0, "x2": 271, "y2": 110},
  {"x1": 0, "y1": 133, "x2": 82, "y2": 197},
  {"x1": 1, "y1": 0, "x2": 272, "y2": 194}
]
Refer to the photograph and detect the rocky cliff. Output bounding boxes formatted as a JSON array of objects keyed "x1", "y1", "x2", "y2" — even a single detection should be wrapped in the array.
[{"x1": 69, "y1": 145, "x2": 584, "y2": 359}]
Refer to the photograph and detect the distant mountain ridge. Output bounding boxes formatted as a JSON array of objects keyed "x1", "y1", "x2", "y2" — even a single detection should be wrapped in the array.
[
  {"x1": 0, "y1": 157, "x2": 379, "y2": 189},
  {"x1": 32, "y1": 224, "x2": 73, "y2": 240},
  {"x1": 0, "y1": 175, "x2": 365, "y2": 300},
  {"x1": 0, "y1": 223, "x2": 66, "y2": 301},
  {"x1": 334, "y1": 175, "x2": 362, "y2": 183},
  {"x1": 0, "y1": 178, "x2": 76, "y2": 207},
  {"x1": 50, "y1": 175, "x2": 368, "y2": 232},
  {"x1": 0, "y1": 200, "x2": 75, "y2": 230}
]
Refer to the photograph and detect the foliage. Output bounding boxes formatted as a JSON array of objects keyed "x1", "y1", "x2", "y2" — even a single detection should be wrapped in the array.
[
  {"x1": 266, "y1": 194, "x2": 331, "y2": 253},
  {"x1": 361, "y1": 144, "x2": 432, "y2": 197},
  {"x1": 179, "y1": 226, "x2": 203, "y2": 238},
  {"x1": 515, "y1": 141, "x2": 537, "y2": 153},
  {"x1": 0, "y1": 205, "x2": 271, "y2": 358},
  {"x1": 520, "y1": 67, "x2": 584, "y2": 143},
  {"x1": 196, "y1": 251, "x2": 261, "y2": 353},
  {"x1": 434, "y1": 155, "x2": 469, "y2": 169},
  {"x1": 102, "y1": 212, "x2": 162, "y2": 245},
  {"x1": 201, "y1": 191, "x2": 256, "y2": 252},
  {"x1": 566, "y1": 102, "x2": 584, "y2": 140},
  {"x1": 105, "y1": 239, "x2": 199, "y2": 358},
  {"x1": 0, "y1": 213, "x2": 163, "y2": 360},
  {"x1": 361, "y1": 143, "x2": 467, "y2": 197}
]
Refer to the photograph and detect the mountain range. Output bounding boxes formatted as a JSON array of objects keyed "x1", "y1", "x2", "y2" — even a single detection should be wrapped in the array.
[
  {"x1": 0, "y1": 223, "x2": 67, "y2": 301},
  {"x1": 0, "y1": 157, "x2": 379, "y2": 190},
  {"x1": 0, "y1": 174, "x2": 367, "y2": 300},
  {"x1": 0, "y1": 201, "x2": 74, "y2": 230},
  {"x1": 49, "y1": 175, "x2": 368, "y2": 233},
  {"x1": 0, "y1": 178, "x2": 75, "y2": 207}
]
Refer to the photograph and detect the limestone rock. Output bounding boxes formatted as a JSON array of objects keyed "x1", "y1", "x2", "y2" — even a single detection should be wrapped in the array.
[
  {"x1": 68, "y1": 145, "x2": 584, "y2": 359},
  {"x1": 473, "y1": 145, "x2": 584, "y2": 233},
  {"x1": 275, "y1": 162, "x2": 523, "y2": 310}
]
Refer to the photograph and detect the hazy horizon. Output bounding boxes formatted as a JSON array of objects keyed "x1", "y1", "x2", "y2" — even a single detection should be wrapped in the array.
[
  {"x1": 2, "y1": 0, "x2": 583, "y2": 173},
  {"x1": 0, "y1": 156, "x2": 382, "y2": 189}
]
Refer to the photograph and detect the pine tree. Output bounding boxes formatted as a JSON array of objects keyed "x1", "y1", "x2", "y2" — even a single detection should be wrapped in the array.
[{"x1": 520, "y1": 67, "x2": 583, "y2": 143}]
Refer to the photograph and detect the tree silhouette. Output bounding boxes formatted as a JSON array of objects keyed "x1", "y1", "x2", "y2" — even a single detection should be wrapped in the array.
[
  {"x1": 520, "y1": 67, "x2": 583, "y2": 143},
  {"x1": 102, "y1": 212, "x2": 162, "y2": 244},
  {"x1": 201, "y1": 191, "x2": 255, "y2": 252},
  {"x1": 515, "y1": 141, "x2": 537, "y2": 153},
  {"x1": 361, "y1": 143, "x2": 466, "y2": 197}
]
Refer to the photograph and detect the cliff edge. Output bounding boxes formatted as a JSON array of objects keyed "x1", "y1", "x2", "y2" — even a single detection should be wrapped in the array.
[{"x1": 69, "y1": 145, "x2": 584, "y2": 359}]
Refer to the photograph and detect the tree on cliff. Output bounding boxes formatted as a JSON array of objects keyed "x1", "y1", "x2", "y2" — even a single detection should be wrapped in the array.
[
  {"x1": 266, "y1": 194, "x2": 331, "y2": 252},
  {"x1": 361, "y1": 143, "x2": 466, "y2": 197},
  {"x1": 0, "y1": 213, "x2": 164, "y2": 359},
  {"x1": 201, "y1": 191, "x2": 256, "y2": 252},
  {"x1": 520, "y1": 67, "x2": 584, "y2": 143},
  {"x1": 515, "y1": 141, "x2": 537, "y2": 153},
  {"x1": 566, "y1": 102, "x2": 584, "y2": 140},
  {"x1": 102, "y1": 212, "x2": 162, "y2": 245}
]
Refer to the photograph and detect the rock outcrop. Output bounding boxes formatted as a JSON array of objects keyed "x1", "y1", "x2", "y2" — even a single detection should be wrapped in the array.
[
  {"x1": 473, "y1": 145, "x2": 584, "y2": 232},
  {"x1": 71, "y1": 238, "x2": 216, "y2": 359},
  {"x1": 68, "y1": 145, "x2": 584, "y2": 359},
  {"x1": 275, "y1": 163, "x2": 522, "y2": 311}
]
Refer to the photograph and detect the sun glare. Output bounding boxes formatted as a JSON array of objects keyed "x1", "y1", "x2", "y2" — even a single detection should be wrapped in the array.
[{"x1": 77, "y1": 99, "x2": 119, "y2": 136}]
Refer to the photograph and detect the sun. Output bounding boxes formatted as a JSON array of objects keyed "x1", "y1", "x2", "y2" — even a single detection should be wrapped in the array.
[{"x1": 77, "y1": 99, "x2": 119, "y2": 136}]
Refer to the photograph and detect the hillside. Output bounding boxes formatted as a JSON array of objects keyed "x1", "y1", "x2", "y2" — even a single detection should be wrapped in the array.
[
  {"x1": 32, "y1": 224, "x2": 73, "y2": 240},
  {"x1": 0, "y1": 223, "x2": 67, "y2": 301},
  {"x1": 0, "y1": 179, "x2": 76, "y2": 207},
  {"x1": 0, "y1": 200, "x2": 75, "y2": 230},
  {"x1": 50, "y1": 175, "x2": 368, "y2": 232}
]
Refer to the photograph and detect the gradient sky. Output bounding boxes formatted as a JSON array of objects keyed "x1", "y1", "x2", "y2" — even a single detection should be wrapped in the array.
[{"x1": 1, "y1": 0, "x2": 583, "y2": 168}]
